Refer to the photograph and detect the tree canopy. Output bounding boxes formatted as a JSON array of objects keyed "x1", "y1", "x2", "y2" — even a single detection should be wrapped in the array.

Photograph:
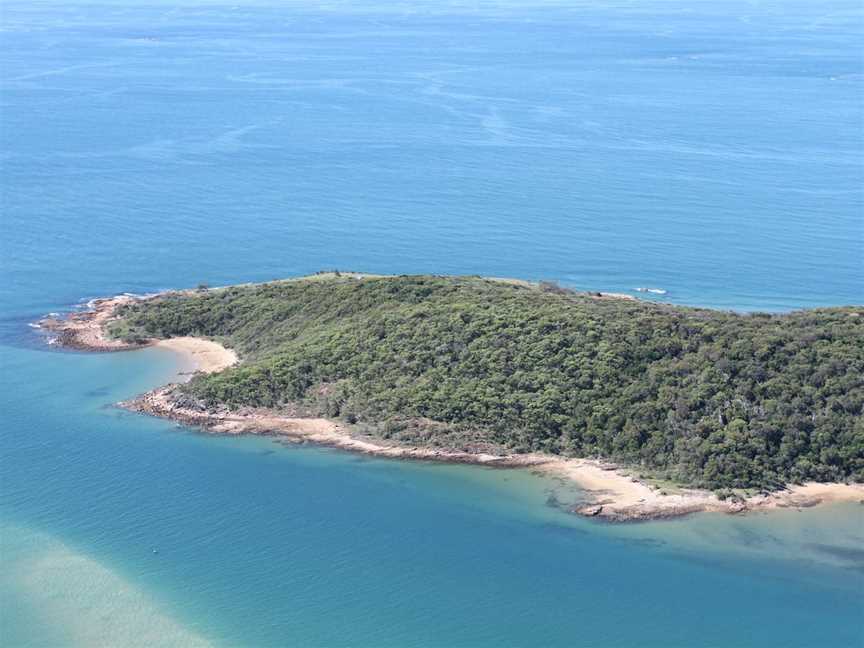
[{"x1": 112, "y1": 275, "x2": 864, "y2": 490}]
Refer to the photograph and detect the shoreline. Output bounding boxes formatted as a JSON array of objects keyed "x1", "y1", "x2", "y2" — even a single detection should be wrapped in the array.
[
  {"x1": 37, "y1": 295, "x2": 237, "y2": 374},
  {"x1": 155, "y1": 337, "x2": 238, "y2": 375},
  {"x1": 38, "y1": 290, "x2": 864, "y2": 523},
  {"x1": 38, "y1": 295, "x2": 149, "y2": 351},
  {"x1": 123, "y1": 384, "x2": 864, "y2": 522}
]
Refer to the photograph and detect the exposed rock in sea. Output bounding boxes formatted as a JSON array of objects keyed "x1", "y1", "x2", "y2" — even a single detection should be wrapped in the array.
[{"x1": 578, "y1": 505, "x2": 604, "y2": 517}]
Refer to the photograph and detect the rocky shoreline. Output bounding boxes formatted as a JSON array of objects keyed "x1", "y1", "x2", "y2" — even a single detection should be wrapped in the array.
[
  {"x1": 124, "y1": 385, "x2": 862, "y2": 523},
  {"x1": 123, "y1": 385, "x2": 552, "y2": 471},
  {"x1": 38, "y1": 295, "x2": 152, "y2": 351},
  {"x1": 39, "y1": 292, "x2": 864, "y2": 523}
]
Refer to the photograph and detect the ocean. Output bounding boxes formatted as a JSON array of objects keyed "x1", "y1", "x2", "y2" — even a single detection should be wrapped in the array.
[{"x1": 1, "y1": 0, "x2": 862, "y2": 646}]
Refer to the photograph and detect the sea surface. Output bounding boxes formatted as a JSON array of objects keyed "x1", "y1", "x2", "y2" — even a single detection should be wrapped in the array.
[{"x1": 1, "y1": 1, "x2": 863, "y2": 646}]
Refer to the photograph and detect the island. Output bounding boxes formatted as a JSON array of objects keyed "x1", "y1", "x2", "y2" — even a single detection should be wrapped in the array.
[{"x1": 40, "y1": 273, "x2": 864, "y2": 521}]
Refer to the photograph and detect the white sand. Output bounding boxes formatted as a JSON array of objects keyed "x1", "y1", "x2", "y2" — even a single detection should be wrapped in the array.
[
  {"x1": 537, "y1": 459, "x2": 864, "y2": 519},
  {"x1": 156, "y1": 337, "x2": 238, "y2": 374}
]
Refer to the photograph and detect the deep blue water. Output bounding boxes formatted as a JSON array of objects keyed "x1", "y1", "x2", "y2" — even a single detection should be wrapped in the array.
[
  {"x1": 1, "y1": 1, "x2": 863, "y2": 646},
  {"x1": 2, "y1": 0, "x2": 862, "y2": 313}
]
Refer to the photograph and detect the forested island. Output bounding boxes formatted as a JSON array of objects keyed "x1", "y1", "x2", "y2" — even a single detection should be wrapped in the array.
[{"x1": 99, "y1": 273, "x2": 863, "y2": 498}]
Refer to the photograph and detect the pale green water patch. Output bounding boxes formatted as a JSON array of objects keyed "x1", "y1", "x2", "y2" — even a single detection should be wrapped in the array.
[{"x1": 0, "y1": 522, "x2": 214, "y2": 648}]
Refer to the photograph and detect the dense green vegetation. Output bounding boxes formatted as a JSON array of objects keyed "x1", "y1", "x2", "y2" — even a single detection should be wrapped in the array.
[{"x1": 112, "y1": 275, "x2": 864, "y2": 490}]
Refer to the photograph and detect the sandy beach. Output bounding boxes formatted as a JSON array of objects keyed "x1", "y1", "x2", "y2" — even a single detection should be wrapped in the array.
[
  {"x1": 536, "y1": 460, "x2": 864, "y2": 520},
  {"x1": 41, "y1": 293, "x2": 864, "y2": 522},
  {"x1": 156, "y1": 337, "x2": 238, "y2": 374},
  {"x1": 37, "y1": 295, "x2": 237, "y2": 374}
]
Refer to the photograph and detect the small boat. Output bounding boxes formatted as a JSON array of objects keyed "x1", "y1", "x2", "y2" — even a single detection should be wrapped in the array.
[{"x1": 635, "y1": 287, "x2": 668, "y2": 295}]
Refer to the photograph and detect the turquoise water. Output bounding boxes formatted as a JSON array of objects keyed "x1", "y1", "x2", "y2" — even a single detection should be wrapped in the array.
[
  {"x1": 2, "y1": 0, "x2": 863, "y2": 646},
  {"x1": 2, "y1": 344, "x2": 863, "y2": 646}
]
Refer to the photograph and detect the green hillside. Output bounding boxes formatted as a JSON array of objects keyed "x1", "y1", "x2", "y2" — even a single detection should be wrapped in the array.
[{"x1": 111, "y1": 274, "x2": 864, "y2": 490}]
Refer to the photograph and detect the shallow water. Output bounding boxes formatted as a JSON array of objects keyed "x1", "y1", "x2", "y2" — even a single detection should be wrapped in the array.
[
  {"x1": 1, "y1": 0, "x2": 863, "y2": 646},
  {"x1": 2, "y1": 343, "x2": 862, "y2": 647}
]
